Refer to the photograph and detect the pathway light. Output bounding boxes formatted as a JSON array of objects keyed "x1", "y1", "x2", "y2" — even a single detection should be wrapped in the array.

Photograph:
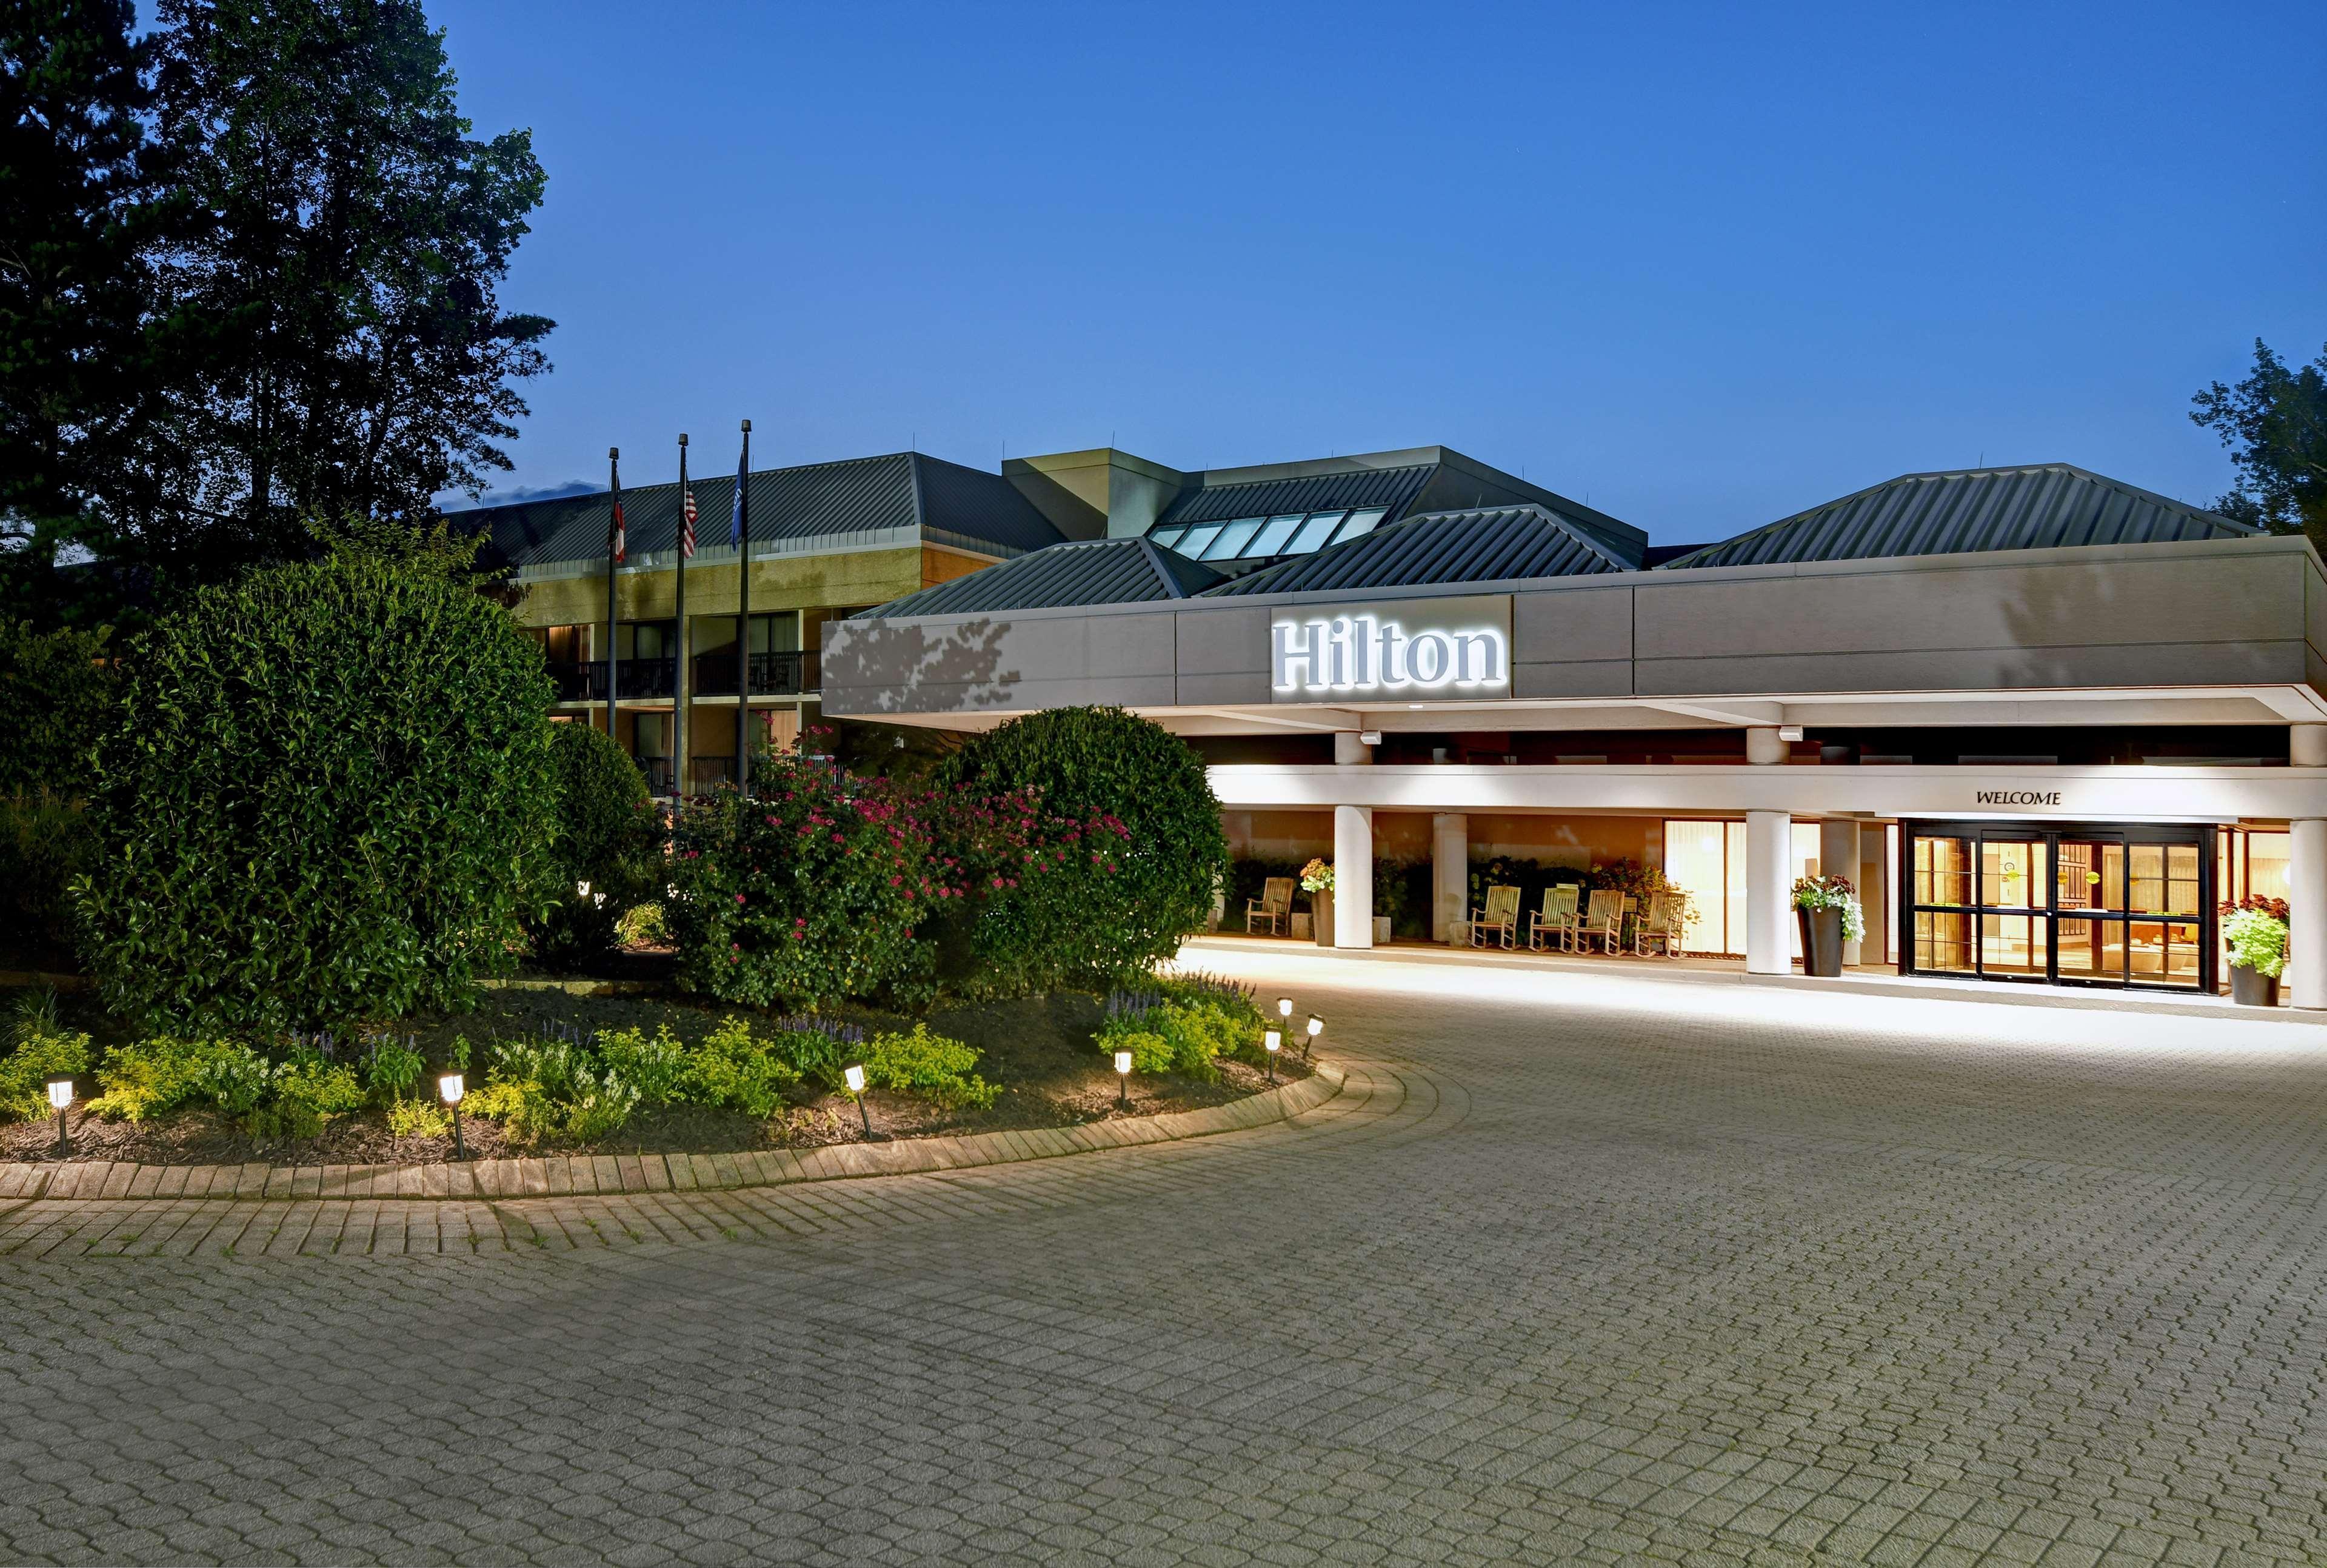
[
  {"x1": 1113, "y1": 1049, "x2": 1132, "y2": 1107},
  {"x1": 1304, "y1": 1014, "x2": 1323, "y2": 1056},
  {"x1": 438, "y1": 1072, "x2": 466, "y2": 1161},
  {"x1": 844, "y1": 1064, "x2": 875, "y2": 1139},
  {"x1": 1263, "y1": 1029, "x2": 1281, "y2": 1084},
  {"x1": 1277, "y1": 996, "x2": 1293, "y2": 1021},
  {"x1": 45, "y1": 1075, "x2": 72, "y2": 1156}
]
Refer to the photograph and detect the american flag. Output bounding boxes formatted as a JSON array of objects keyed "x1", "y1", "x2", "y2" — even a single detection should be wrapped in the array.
[{"x1": 680, "y1": 487, "x2": 697, "y2": 558}]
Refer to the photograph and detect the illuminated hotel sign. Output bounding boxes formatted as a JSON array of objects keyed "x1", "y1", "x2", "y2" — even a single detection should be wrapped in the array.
[{"x1": 1270, "y1": 594, "x2": 1514, "y2": 701}]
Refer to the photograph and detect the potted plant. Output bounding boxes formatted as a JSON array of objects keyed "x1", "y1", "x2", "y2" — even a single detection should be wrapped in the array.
[
  {"x1": 1300, "y1": 857, "x2": 1335, "y2": 948},
  {"x1": 2220, "y1": 895, "x2": 2289, "y2": 1006},
  {"x1": 1791, "y1": 874, "x2": 1864, "y2": 978}
]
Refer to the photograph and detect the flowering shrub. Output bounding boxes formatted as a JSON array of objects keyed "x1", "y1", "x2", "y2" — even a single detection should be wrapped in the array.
[
  {"x1": 1095, "y1": 973, "x2": 1266, "y2": 1081},
  {"x1": 932, "y1": 789, "x2": 1135, "y2": 998},
  {"x1": 665, "y1": 750, "x2": 942, "y2": 1010},
  {"x1": 1791, "y1": 873, "x2": 1865, "y2": 942},
  {"x1": 2221, "y1": 896, "x2": 2291, "y2": 977}
]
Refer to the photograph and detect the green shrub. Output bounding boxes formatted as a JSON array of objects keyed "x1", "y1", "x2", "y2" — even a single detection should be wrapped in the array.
[
  {"x1": 0, "y1": 1030, "x2": 92, "y2": 1121},
  {"x1": 471, "y1": 1037, "x2": 643, "y2": 1147},
  {"x1": 936, "y1": 707, "x2": 1229, "y2": 989},
  {"x1": 928, "y1": 789, "x2": 1135, "y2": 1000},
  {"x1": 75, "y1": 536, "x2": 559, "y2": 1032},
  {"x1": 1095, "y1": 972, "x2": 1264, "y2": 1082},
  {"x1": 0, "y1": 621, "x2": 117, "y2": 798},
  {"x1": 683, "y1": 1016, "x2": 801, "y2": 1118},
  {"x1": 361, "y1": 1036, "x2": 427, "y2": 1103},
  {"x1": 861, "y1": 1023, "x2": 997, "y2": 1110},
  {"x1": 386, "y1": 1098, "x2": 450, "y2": 1138},
  {"x1": 87, "y1": 1036, "x2": 247, "y2": 1121},
  {"x1": 615, "y1": 901, "x2": 667, "y2": 947},
  {"x1": 530, "y1": 722, "x2": 660, "y2": 967},
  {"x1": 595, "y1": 1024, "x2": 690, "y2": 1106},
  {"x1": 666, "y1": 750, "x2": 938, "y2": 1010},
  {"x1": 0, "y1": 792, "x2": 94, "y2": 961}
]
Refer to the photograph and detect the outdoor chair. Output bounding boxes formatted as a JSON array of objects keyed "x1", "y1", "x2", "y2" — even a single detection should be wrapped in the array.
[
  {"x1": 1467, "y1": 884, "x2": 1522, "y2": 949},
  {"x1": 1634, "y1": 893, "x2": 1684, "y2": 958},
  {"x1": 1246, "y1": 876, "x2": 1295, "y2": 936},
  {"x1": 1527, "y1": 886, "x2": 1581, "y2": 952},
  {"x1": 1578, "y1": 890, "x2": 1625, "y2": 955}
]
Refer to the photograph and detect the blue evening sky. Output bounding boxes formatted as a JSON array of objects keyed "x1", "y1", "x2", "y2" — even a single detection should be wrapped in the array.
[{"x1": 430, "y1": 0, "x2": 2323, "y2": 545}]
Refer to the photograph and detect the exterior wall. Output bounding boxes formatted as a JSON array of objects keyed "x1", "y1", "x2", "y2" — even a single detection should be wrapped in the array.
[
  {"x1": 515, "y1": 546, "x2": 935, "y2": 630},
  {"x1": 821, "y1": 535, "x2": 2327, "y2": 716},
  {"x1": 920, "y1": 547, "x2": 992, "y2": 590}
]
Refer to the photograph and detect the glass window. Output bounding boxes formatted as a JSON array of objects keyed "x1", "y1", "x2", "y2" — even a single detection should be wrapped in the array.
[
  {"x1": 1663, "y1": 821, "x2": 1731, "y2": 956},
  {"x1": 1332, "y1": 507, "x2": 1389, "y2": 543},
  {"x1": 1203, "y1": 519, "x2": 1263, "y2": 559},
  {"x1": 1176, "y1": 524, "x2": 1224, "y2": 558},
  {"x1": 1249, "y1": 515, "x2": 1306, "y2": 555},
  {"x1": 1148, "y1": 527, "x2": 1187, "y2": 552},
  {"x1": 1285, "y1": 512, "x2": 1345, "y2": 553},
  {"x1": 1914, "y1": 836, "x2": 1973, "y2": 908},
  {"x1": 1915, "y1": 910, "x2": 1973, "y2": 974},
  {"x1": 1981, "y1": 838, "x2": 2047, "y2": 909},
  {"x1": 2249, "y1": 831, "x2": 2290, "y2": 902}
]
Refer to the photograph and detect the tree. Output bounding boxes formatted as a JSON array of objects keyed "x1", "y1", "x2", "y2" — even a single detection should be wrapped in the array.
[
  {"x1": 2191, "y1": 339, "x2": 2327, "y2": 549},
  {"x1": 75, "y1": 523, "x2": 559, "y2": 1030},
  {"x1": 143, "y1": 0, "x2": 553, "y2": 577},
  {"x1": 0, "y1": 2, "x2": 169, "y2": 624}
]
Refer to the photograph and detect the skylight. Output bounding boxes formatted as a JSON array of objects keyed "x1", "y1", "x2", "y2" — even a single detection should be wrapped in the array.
[{"x1": 1151, "y1": 505, "x2": 1392, "y2": 565}]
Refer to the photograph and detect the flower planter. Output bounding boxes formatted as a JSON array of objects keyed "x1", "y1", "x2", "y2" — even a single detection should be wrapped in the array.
[
  {"x1": 2230, "y1": 964, "x2": 2281, "y2": 1007},
  {"x1": 1374, "y1": 915, "x2": 1392, "y2": 944},
  {"x1": 1311, "y1": 889, "x2": 1335, "y2": 948},
  {"x1": 1797, "y1": 906, "x2": 1845, "y2": 978}
]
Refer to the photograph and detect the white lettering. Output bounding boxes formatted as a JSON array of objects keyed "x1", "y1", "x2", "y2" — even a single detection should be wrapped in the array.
[{"x1": 1267, "y1": 606, "x2": 1512, "y2": 697}]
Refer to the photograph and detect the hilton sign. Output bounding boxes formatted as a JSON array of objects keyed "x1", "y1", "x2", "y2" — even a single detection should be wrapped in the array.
[{"x1": 1270, "y1": 595, "x2": 1513, "y2": 702}]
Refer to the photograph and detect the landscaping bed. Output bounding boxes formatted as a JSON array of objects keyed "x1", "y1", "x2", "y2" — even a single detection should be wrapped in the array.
[{"x1": 1, "y1": 978, "x2": 1312, "y2": 1167}]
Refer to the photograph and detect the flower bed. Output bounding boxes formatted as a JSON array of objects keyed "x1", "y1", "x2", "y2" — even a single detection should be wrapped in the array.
[{"x1": 0, "y1": 980, "x2": 1310, "y2": 1167}]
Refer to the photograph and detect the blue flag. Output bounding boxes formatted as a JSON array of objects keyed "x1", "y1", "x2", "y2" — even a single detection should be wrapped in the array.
[{"x1": 730, "y1": 441, "x2": 747, "y2": 547}]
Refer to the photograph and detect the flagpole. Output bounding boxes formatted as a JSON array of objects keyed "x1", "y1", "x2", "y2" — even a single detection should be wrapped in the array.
[
  {"x1": 674, "y1": 432, "x2": 689, "y2": 801},
  {"x1": 735, "y1": 418, "x2": 753, "y2": 797},
  {"x1": 605, "y1": 445, "x2": 621, "y2": 741}
]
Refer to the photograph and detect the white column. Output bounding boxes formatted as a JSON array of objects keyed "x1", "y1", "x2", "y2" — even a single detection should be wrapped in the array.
[
  {"x1": 1746, "y1": 809, "x2": 1791, "y2": 975},
  {"x1": 1820, "y1": 819, "x2": 1863, "y2": 966},
  {"x1": 2294, "y1": 726, "x2": 2327, "y2": 768},
  {"x1": 1334, "y1": 730, "x2": 1374, "y2": 766},
  {"x1": 1334, "y1": 806, "x2": 1374, "y2": 950},
  {"x1": 1432, "y1": 813, "x2": 1469, "y2": 943},
  {"x1": 1746, "y1": 726, "x2": 1788, "y2": 766},
  {"x1": 2292, "y1": 819, "x2": 2327, "y2": 1009}
]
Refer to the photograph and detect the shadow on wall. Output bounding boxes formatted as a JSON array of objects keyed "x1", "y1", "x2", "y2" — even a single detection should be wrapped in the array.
[{"x1": 822, "y1": 616, "x2": 1020, "y2": 715}]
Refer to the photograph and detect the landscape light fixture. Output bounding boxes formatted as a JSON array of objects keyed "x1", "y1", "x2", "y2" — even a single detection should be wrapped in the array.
[
  {"x1": 1263, "y1": 1029, "x2": 1281, "y2": 1084},
  {"x1": 1277, "y1": 996, "x2": 1293, "y2": 1021},
  {"x1": 438, "y1": 1072, "x2": 466, "y2": 1159},
  {"x1": 44, "y1": 1075, "x2": 73, "y2": 1156},
  {"x1": 844, "y1": 1064, "x2": 875, "y2": 1139},
  {"x1": 1113, "y1": 1049, "x2": 1132, "y2": 1107},
  {"x1": 1304, "y1": 1014, "x2": 1324, "y2": 1057}
]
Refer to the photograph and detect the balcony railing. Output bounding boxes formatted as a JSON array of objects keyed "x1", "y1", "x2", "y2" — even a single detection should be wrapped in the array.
[
  {"x1": 692, "y1": 650, "x2": 820, "y2": 698},
  {"x1": 546, "y1": 658, "x2": 678, "y2": 702},
  {"x1": 638, "y1": 756, "x2": 675, "y2": 795}
]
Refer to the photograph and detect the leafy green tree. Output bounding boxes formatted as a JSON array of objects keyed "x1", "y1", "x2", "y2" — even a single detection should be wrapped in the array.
[
  {"x1": 936, "y1": 707, "x2": 1229, "y2": 980},
  {"x1": 2191, "y1": 339, "x2": 2327, "y2": 549},
  {"x1": 0, "y1": 618, "x2": 116, "y2": 795},
  {"x1": 0, "y1": 1, "x2": 171, "y2": 624},
  {"x1": 75, "y1": 524, "x2": 559, "y2": 1030},
  {"x1": 144, "y1": 0, "x2": 553, "y2": 576}
]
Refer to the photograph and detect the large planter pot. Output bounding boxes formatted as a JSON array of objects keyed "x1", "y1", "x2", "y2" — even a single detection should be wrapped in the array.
[
  {"x1": 1310, "y1": 888, "x2": 1335, "y2": 948},
  {"x1": 1797, "y1": 906, "x2": 1845, "y2": 978},
  {"x1": 1374, "y1": 915, "x2": 1393, "y2": 944},
  {"x1": 2231, "y1": 964, "x2": 2281, "y2": 1007}
]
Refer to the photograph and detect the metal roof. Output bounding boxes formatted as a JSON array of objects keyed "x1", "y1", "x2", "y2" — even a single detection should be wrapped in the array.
[
  {"x1": 1153, "y1": 463, "x2": 1437, "y2": 530},
  {"x1": 1201, "y1": 504, "x2": 1628, "y2": 597},
  {"x1": 853, "y1": 538, "x2": 1224, "y2": 619},
  {"x1": 1661, "y1": 464, "x2": 2255, "y2": 570},
  {"x1": 461, "y1": 452, "x2": 1063, "y2": 570}
]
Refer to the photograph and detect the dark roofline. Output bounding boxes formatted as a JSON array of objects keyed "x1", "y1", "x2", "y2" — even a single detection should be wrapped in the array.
[{"x1": 1658, "y1": 462, "x2": 2254, "y2": 570}]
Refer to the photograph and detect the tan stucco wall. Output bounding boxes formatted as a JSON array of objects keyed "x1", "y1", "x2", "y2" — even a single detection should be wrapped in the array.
[{"x1": 513, "y1": 547, "x2": 936, "y2": 629}]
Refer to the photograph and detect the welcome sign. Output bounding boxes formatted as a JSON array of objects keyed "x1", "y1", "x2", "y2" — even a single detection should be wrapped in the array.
[{"x1": 1269, "y1": 595, "x2": 1514, "y2": 701}]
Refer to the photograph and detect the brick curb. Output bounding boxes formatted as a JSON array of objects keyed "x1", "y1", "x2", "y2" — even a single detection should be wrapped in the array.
[{"x1": 0, "y1": 1061, "x2": 1347, "y2": 1206}]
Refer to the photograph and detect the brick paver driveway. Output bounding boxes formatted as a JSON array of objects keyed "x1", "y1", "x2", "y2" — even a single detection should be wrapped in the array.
[{"x1": 10, "y1": 950, "x2": 2327, "y2": 1567}]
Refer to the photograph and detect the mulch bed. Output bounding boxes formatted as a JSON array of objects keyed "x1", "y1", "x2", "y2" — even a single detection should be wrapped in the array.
[{"x1": 2, "y1": 970, "x2": 1314, "y2": 1167}]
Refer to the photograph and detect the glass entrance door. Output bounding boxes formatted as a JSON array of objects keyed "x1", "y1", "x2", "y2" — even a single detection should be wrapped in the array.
[{"x1": 1902, "y1": 821, "x2": 2213, "y2": 992}]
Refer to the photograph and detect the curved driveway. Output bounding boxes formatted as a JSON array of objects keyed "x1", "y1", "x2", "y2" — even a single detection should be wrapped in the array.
[{"x1": 9, "y1": 950, "x2": 2327, "y2": 1566}]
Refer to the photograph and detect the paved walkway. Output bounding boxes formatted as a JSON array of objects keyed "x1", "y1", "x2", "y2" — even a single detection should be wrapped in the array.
[{"x1": 9, "y1": 955, "x2": 2327, "y2": 1566}]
